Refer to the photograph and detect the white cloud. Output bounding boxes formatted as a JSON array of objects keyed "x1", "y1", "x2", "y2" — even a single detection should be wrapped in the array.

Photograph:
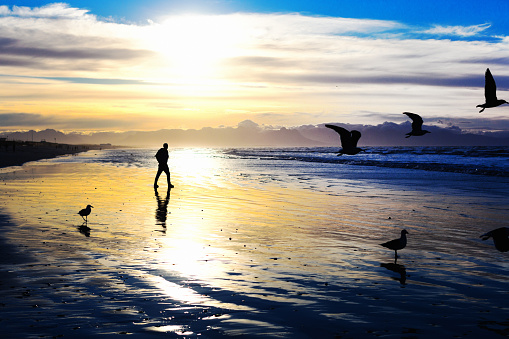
[
  {"x1": 0, "y1": 3, "x2": 92, "y2": 19},
  {"x1": 0, "y1": 6, "x2": 508, "y2": 131},
  {"x1": 422, "y1": 23, "x2": 491, "y2": 37}
]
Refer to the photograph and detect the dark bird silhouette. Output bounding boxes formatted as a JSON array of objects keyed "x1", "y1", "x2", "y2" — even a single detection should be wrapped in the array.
[
  {"x1": 380, "y1": 229, "x2": 408, "y2": 259},
  {"x1": 403, "y1": 112, "x2": 430, "y2": 138},
  {"x1": 78, "y1": 204, "x2": 93, "y2": 222},
  {"x1": 477, "y1": 68, "x2": 508, "y2": 113},
  {"x1": 480, "y1": 227, "x2": 509, "y2": 252},
  {"x1": 325, "y1": 124, "x2": 362, "y2": 155}
]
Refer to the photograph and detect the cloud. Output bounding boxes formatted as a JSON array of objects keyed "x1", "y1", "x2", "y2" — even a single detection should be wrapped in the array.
[
  {"x1": 0, "y1": 113, "x2": 56, "y2": 126},
  {"x1": 0, "y1": 5, "x2": 508, "y2": 132},
  {"x1": 3, "y1": 121, "x2": 509, "y2": 147},
  {"x1": 422, "y1": 23, "x2": 491, "y2": 37},
  {"x1": 0, "y1": 37, "x2": 153, "y2": 61},
  {"x1": 0, "y1": 112, "x2": 147, "y2": 131},
  {"x1": 0, "y1": 3, "x2": 92, "y2": 19}
]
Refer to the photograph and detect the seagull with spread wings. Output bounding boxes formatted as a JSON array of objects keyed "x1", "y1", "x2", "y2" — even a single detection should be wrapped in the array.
[
  {"x1": 477, "y1": 68, "x2": 508, "y2": 113},
  {"x1": 403, "y1": 112, "x2": 430, "y2": 138},
  {"x1": 480, "y1": 227, "x2": 509, "y2": 252},
  {"x1": 325, "y1": 124, "x2": 363, "y2": 155}
]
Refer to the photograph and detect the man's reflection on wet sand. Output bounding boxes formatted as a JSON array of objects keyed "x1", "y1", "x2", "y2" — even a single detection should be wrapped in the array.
[{"x1": 155, "y1": 188, "x2": 171, "y2": 230}]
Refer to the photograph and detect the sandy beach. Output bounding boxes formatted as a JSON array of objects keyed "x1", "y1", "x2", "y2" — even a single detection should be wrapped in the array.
[
  {"x1": 0, "y1": 148, "x2": 508, "y2": 338},
  {"x1": 0, "y1": 141, "x2": 106, "y2": 168}
]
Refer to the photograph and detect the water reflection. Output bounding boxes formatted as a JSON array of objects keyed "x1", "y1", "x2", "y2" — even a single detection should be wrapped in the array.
[
  {"x1": 78, "y1": 224, "x2": 91, "y2": 237},
  {"x1": 155, "y1": 188, "x2": 171, "y2": 229},
  {"x1": 380, "y1": 262, "x2": 407, "y2": 285}
]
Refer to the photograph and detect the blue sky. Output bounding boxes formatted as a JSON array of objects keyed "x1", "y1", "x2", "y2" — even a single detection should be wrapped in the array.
[
  {"x1": 0, "y1": 1, "x2": 509, "y2": 132},
  {"x1": 4, "y1": 0, "x2": 509, "y2": 32}
]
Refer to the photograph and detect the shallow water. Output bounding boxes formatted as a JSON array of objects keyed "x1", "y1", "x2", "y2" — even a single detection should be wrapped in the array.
[{"x1": 0, "y1": 147, "x2": 509, "y2": 338}]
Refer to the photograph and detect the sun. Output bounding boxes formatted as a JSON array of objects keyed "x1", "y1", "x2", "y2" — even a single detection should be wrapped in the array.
[{"x1": 148, "y1": 14, "x2": 245, "y2": 82}]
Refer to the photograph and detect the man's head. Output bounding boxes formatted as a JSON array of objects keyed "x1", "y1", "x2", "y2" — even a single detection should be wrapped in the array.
[{"x1": 163, "y1": 143, "x2": 168, "y2": 149}]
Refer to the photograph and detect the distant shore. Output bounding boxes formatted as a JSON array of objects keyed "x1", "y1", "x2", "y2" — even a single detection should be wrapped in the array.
[{"x1": 0, "y1": 140, "x2": 116, "y2": 168}]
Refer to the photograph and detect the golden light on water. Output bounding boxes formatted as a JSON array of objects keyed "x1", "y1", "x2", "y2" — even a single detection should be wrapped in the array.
[
  {"x1": 2, "y1": 148, "x2": 509, "y2": 338},
  {"x1": 170, "y1": 148, "x2": 223, "y2": 184},
  {"x1": 2, "y1": 149, "x2": 494, "y2": 310}
]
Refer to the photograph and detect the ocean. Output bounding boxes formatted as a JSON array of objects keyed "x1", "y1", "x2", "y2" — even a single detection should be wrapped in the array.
[{"x1": 0, "y1": 146, "x2": 508, "y2": 338}]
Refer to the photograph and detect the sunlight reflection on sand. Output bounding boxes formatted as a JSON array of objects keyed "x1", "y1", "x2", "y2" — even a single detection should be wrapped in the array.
[{"x1": 1, "y1": 149, "x2": 509, "y2": 337}]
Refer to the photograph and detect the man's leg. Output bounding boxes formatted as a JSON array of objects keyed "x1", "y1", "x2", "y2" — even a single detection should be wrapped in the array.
[
  {"x1": 154, "y1": 167, "x2": 163, "y2": 187},
  {"x1": 163, "y1": 167, "x2": 174, "y2": 188}
]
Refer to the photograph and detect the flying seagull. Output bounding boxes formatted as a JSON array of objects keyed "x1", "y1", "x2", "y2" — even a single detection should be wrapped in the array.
[
  {"x1": 78, "y1": 204, "x2": 93, "y2": 222},
  {"x1": 477, "y1": 68, "x2": 508, "y2": 113},
  {"x1": 403, "y1": 112, "x2": 430, "y2": 138},
  {"x1": 325, "y1": 124, "x2": 362, "y2": 155},
  {"x1": 480, "y1": 227, "x2": 509, "y2": 252},
  {"x1": 380, "y1": 229, "x2": 409, "y2": 259}
]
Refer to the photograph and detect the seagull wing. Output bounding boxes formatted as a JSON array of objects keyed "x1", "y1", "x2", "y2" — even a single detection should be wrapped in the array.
[
  {"x1": 350, "y1": 130, "x2": 361, "y2": 148},
  {"x1": 481, "y1": 227, "x2": 509, "y2": 240},
  {"x1": 325, "y1": 124, "x2": 353, "y2": 148},
  {"x1": 380, "y1": 238, "x2": 401, "y2": 250},
  {"x1": 485, "y1": 68, "x2": 498, "y2": 103},
  {"x1": 403, "y1": 112, "x2": 424, "y2": 131}
]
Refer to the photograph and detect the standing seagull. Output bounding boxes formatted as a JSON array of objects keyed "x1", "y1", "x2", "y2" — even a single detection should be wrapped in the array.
[
  {"x1": 380, "y1": 229, "x2": 409, "y2": 259},
  {"x1": 78, "y1": 204, "x2": 93, "y2": 222},
  {"x1": 403, "y1": 112, "x2": 430, "y2": 138},
  {"x1": 325, "y1": 124, "x2": 362, "y2": 155},
  {"x1": 477, "y1": 68, "x2": 508, "y2": 113},
  {"x1": 480, "y1": 227, "x2": 509, "y2": 252}
]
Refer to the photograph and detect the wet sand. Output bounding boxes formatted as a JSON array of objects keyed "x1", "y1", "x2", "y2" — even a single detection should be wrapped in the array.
[
  {"x1": 0, "y1": 149, "x2": 509, "y2": 338},
  {"x1": 0, "y1": 141, "x2": 106, "y2": 168}
]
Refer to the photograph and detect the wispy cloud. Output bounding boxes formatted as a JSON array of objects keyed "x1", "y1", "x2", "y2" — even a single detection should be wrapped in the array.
[
  {"x1": 422, "y1": 23, "x2": 491, "y2": 37},
  {"x1": 0, "y1": 3, "x2": 92, "y2": 19}
]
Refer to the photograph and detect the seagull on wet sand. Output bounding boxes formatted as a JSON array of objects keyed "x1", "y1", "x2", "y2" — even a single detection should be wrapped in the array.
[
  {"x1": 380, "y1": 229, "x2": 409, "y2": 259},
  {"x1": 477, "y1": 68, "x2": 508, "y2": 113},
  {"x1": 403, "y1": 112, "x2": 430, "y2": 138},
  {"x1": 480, "y1": 227, "x2": 509, "y2": 252},
  {"x1": 325, "y1": 124, "x2": 363, "y2": 155},
  {"x1": 78, "y1": 204, "x2": 93, "y2": 222}
]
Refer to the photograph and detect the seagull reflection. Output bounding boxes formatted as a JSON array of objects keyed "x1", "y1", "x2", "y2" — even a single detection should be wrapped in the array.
[
  {"x1": 380, "y1": 262, "x2": 407, "y2": 285},
  {"x1": 78, "y1": 224, "x2": 91, "y2": 237},
  {"x1": 155, "y1": 187, "x2": 171, "y2": 230}
]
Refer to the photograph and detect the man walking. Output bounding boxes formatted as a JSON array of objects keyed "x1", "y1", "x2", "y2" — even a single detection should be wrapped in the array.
[{"x1": 154, "y1": 143, "x2": 174, "y2": 189}]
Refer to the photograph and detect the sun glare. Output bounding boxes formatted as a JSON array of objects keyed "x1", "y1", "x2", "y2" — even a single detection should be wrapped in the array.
[
  {"x1": 150, "y1": 15, "x2": 245, "y2": 81},
  {"x1": 171, "y1": 148, "x2": 221, "y2": 182}
]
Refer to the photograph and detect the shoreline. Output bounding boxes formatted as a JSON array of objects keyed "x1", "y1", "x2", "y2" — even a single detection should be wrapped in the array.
[
  {"x1": 0, "y1": 148, "x2": 508, "y2": 338},
  {"x1": 0, "y1": 140, "x2": 118, "y2": 168}
]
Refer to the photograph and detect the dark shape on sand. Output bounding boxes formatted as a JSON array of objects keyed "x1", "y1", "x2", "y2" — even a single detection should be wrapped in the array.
[
  {"x1": 380, "y1": 229, "x2": 408, "y2": 260},
  {"x1": 78, "y1": 224, "x2": 91, "y2": 237},
  {"x1": 480, "y1": 227, "x2": 509, "y2": 252},
  {"x1": 403, "y1": 112, "x2": 430, "y2": 138},
  {"x1": 325, "y1": 124, "x2": 362, "y2": 155},
  {"x1": 381, "y1": 262, "x2": 407, "y2": 285},
  {"x1": 477, "y1": 68, "x2": 508, "y2": 113},
  {"x1": 78, "y1": 204, "x2": 93, "y2": 222},
  {"x1": 155, "y1": 187, "x2": 171, "y2": 229}
]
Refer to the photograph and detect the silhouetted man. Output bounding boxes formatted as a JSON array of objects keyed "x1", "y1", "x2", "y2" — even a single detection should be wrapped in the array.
[{"x1": 154, "y1": 143, "x2": 174, "y2": 189}]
